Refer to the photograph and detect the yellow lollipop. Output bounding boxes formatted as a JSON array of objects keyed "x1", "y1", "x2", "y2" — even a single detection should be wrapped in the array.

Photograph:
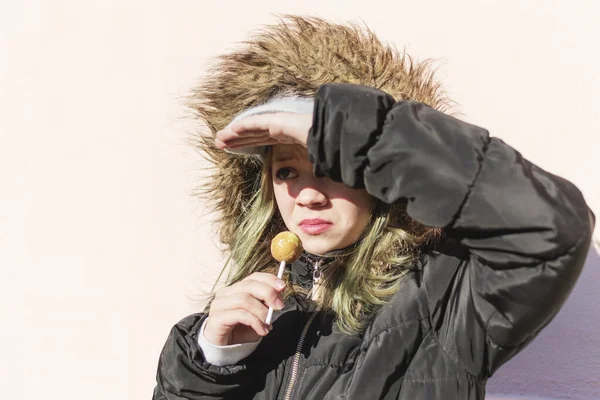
[
  {"x1": 270, "y1": 231, "x2": 303, "y2": 263},
  {"x1": 265, "y1": 231, "x2": 303, "y2": 324}
]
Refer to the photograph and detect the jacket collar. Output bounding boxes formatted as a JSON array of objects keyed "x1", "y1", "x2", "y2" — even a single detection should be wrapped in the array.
[{"x1": 290, "y1": 245, "x2": 357, "y2": 290}]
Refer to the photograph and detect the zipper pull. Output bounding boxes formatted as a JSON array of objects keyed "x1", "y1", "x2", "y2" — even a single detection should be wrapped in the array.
[{"x1": 311, "y1": 260, "x2": 322, "y2": 300}]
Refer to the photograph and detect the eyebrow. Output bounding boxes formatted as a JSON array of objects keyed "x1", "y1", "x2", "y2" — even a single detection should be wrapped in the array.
[
  {"x1": 272, "y1": 151, "x2": 302, "y2": 164},
  {"x1": 272, "y1": 153, "x2": 298, "y2": 164}
]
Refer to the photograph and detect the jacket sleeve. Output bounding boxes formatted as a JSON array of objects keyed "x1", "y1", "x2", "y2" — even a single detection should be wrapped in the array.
[
  {"x1": 307, "y1": 83, "x2": 595, "y2": 376},
  {"x1": 153, "y1": 313, "x2": 253, "y2": 399}
]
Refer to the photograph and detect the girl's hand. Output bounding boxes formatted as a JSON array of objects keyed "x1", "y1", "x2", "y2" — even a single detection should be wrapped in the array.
[
  {"x1": 203, "y1": 272, "x2": 287, "y2": 346},
  {"x1": 215, "y1": 113, "x2": 312, "y2": 150}
]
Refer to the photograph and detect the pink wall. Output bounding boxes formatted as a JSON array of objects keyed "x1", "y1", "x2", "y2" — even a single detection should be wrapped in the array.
[
  {"x1": 3, "y1": 2, "x2": 598, "y2": 400},
  {"x1": 487, "y1": 251, "x2": 600, "y2": 400}
]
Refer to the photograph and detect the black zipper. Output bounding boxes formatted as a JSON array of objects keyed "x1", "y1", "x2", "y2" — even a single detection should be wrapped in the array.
[{"x1": 278, "y1": 258, "x2": 323, "y2": 400}]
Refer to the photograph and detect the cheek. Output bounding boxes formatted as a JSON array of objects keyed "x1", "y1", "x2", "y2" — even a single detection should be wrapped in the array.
[
  {"x1": 273, "y1": 184, "x2": 294, "y2": 222},
  {"x1": 344, "y1": 203, "x2": 372, "y2": 232},
  {"x1": 334, "y1": 190, "x2": 373, "y2": 233}
]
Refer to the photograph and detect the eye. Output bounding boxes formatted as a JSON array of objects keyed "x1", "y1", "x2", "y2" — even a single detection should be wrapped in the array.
[{"x1": 274, "y1": 167, "x2": 298, "y2": 180}]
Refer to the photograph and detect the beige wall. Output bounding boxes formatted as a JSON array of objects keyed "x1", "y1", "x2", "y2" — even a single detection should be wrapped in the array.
[{"x1": 1, "y1": 1, "x2": 598, "y2": 399}]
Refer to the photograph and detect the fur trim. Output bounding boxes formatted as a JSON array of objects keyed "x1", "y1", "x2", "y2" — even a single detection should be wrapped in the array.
[{"x1": 187, "y1": 15, "x2": 451, "y2": 249}]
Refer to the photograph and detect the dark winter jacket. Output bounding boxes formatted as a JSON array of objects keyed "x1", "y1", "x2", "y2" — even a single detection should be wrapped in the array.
[{"x1": 153, "y1": 83, "x2": 594, "y2": 400}]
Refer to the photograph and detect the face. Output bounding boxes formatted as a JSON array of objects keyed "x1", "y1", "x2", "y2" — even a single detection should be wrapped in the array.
[{"x1": 270, "y1": 144, "x2": 373, "y2": 255}]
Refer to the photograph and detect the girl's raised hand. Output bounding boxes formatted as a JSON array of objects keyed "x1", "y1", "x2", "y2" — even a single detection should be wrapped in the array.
[
  {"x1": 203, "y1": 272, "x2": 287, "y2": 346},
  {"x1": 215, "y1": 112, "x2": 312, "y2": 151}
]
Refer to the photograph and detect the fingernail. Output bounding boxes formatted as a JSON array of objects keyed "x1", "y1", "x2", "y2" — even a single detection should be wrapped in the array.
[
  {"x1": 268, "y1": 324, "x2": 273, "y2": 331},
  {"x1": 275, "y1": 279, "x2": 286, "y2": 290},
  {"x1": 275, "y1": 298, "x2": 284, "y2": 310}
]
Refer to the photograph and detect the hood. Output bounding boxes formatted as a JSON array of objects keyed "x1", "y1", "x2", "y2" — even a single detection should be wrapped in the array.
[{"x1": 187, "y1": 15, "x2": 451, "y2": 249}]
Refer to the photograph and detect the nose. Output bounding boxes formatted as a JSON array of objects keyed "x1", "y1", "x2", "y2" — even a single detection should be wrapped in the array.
[{"x1": 295, "y1": 182, "x2": 328, "y2": 208}]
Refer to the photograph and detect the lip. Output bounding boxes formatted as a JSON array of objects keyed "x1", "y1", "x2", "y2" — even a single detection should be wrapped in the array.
[{"x1": 299, "y1": 219, "x2": 333, "y2": 235}]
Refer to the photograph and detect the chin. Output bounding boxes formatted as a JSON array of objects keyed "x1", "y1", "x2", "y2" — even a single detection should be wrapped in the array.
[
  {"x1": 303, "y1": 246, "x2": 332, "y2": 256},
  {"x1": 300, "y1": 237, "x2": 343, "y2": 256}
]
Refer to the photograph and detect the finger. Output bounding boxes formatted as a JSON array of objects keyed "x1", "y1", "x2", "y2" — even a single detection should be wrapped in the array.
[
  {"x1": 211, "y1": 309, "x2": 269, "y2": 336},
  {"x1": 228, "y1": 114, "x2": 280, "y2": 134},
  {"x1": 215, "y1": 136, "x2": 279, "y2": 150},
  {"x1": 216, "y1": 128, "x2": 269, "y2": 142},
  {"x1": 221, "y1": 279, "x2": 284, "y2": 309},
  {"x1": 211, "y1": 292, "x2": 271, "y2": 320},
  {"x1": 244, "y1": 272, "x2": 287, "y2": 291},
  {"x1": 228, "y1": 139, "x2": 280, "y2": 149},
  {"x1": 214, "y1": 138, "x2": 227, "y2": 150},
  {"x1": 222, "y1": 136, "x2": 274, "y2": 148}
]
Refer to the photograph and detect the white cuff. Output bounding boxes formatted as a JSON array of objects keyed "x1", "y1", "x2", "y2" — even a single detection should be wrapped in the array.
[{"x1": 197, "y1": 318, "x2": 262, "y2": 366}]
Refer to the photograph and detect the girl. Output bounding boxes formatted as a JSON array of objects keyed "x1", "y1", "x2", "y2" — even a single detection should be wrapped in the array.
[{"x1": 153, "y1": 16, "x2": 594, "y2": 400}]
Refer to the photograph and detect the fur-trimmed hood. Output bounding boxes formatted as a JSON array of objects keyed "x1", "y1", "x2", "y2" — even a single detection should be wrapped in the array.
[{"x1": 187, "y1": 15, "x2": 451, "y2": 249}]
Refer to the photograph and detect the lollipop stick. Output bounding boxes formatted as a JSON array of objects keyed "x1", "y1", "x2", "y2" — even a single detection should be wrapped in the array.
[{"x1": 265, "y1": 260, "x2": 286, "y2": 325}]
